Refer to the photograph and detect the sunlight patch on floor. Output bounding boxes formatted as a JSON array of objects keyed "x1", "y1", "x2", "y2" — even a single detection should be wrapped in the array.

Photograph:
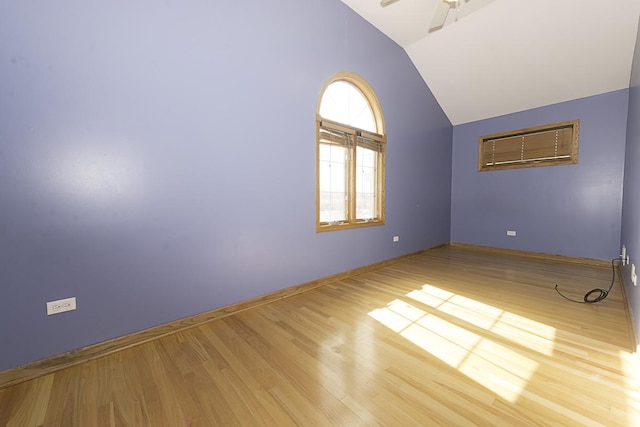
[
  {"x1": 619, "y1": 349, "x2": 640, "y2": 424},
  {"x1": 407, "y1": 284, "x2": 556, "y2": 355},
  {"x1": 369, "y1": 284, "x2": 558, "y2": 403}
]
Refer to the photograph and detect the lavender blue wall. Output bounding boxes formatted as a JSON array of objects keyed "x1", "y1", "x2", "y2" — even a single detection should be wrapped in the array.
[
  {"x1": 0, "y1": 1, "x2": 452, "y2": 371},
  {"x1": 451, "y1": 91, "x2": 628, "y2": 260},
  {"x1": 621, "y1": 19, "x2": 640, "y2": 344}
]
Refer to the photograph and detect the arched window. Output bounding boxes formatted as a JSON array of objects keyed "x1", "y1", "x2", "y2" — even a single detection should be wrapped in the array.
[{"x1": 316, "y1": 72, "x2": 386, "y2": 231}]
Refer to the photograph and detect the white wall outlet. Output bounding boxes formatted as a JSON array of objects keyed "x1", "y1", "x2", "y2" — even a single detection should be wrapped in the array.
[
  {"x1": 622, "y1": 245, "x2": 627, "y2": 264},
  {"x1": 46, "y1": 297, "x2": 77, "y2": 315},
  {"x1": 506, "y1": 230, "x2": 516, "y2": 237},
  {"x1": 632, "y1": 264, "x2": 637, "y2": 287},
  {"x1": 393, "y1": 236, "x2": 399, "y2": 242}
]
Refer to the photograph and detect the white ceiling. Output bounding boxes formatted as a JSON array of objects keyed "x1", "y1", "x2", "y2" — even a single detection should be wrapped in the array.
[{"x1": 341, "y1": 0, "x2": 640, "y2": 125}]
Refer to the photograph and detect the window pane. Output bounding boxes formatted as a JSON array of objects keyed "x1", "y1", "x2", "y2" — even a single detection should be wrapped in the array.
[
  {"x1": 356, "y1": 146, "x2": 377, "y2": 220},
  {"x1": 319, "y1": 143, "x2": 347, "y2": 222},
  {"x1": 320, "y1": 192, "x2": 347, "y2": 223},
  {"x1": 320, "y1": 81, "x2": 376, "y2": 132}
]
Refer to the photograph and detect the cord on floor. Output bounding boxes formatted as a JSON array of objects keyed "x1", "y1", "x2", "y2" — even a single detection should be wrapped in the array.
[{"x1": 554, "y1": 258, "x2": 617, "y2": 304}]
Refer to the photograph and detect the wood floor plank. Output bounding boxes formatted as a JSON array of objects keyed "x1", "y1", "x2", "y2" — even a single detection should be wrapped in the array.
[{"x1": 1, "y1": 245, "x2": 639, "y2": 426}]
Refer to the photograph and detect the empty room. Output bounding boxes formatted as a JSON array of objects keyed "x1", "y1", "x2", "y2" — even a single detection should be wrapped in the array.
[{"x1": 2, "y1": 0, "x2": 640, "y2": 425}]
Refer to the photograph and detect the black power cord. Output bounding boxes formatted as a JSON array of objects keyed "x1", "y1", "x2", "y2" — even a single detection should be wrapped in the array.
[{"x1": 554, "y1": 258, "x2": 618, "y2": 304}]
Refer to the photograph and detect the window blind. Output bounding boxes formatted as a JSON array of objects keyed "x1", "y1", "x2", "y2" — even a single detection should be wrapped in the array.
[
  {"x1": 479, "y1": 120, "x2": 579, "y2": 171},
  {"x1": 319, "y1": 119, "x2": 384, "y2": 151}
]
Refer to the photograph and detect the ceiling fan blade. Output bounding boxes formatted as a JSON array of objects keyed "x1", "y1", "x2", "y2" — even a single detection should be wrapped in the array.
[
  {"x1": 429, "y1": 1, "x2": 452, "y2": 31},
  {"x1": 380, "y1": 0, "x2": 401, "y2": 7}
]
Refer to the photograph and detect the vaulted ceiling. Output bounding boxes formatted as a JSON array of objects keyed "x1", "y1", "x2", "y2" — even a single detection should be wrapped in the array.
[{"x1": 341, "y1": 0, "x2": 640, "y2": 125}]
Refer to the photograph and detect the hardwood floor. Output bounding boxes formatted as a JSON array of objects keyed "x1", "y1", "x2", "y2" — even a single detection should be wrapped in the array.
[{"x1": 1, "y1": 245, "x2": 639, "y2": 426}]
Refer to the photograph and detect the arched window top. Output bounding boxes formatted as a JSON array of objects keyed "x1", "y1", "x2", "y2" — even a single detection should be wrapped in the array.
[
  {"x1": 320, "y1": 81, "x2": 375, "y2": 132},
  {"x1": 317, "y1": 72, "x2": 385, "y2": 135}
]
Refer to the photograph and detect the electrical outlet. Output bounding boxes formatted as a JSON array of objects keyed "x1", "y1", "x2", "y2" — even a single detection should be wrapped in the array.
[
  {"x1": 632, "y1": 264, "x2": 637, "y2": 287},
  {"x1": 393, "y1": 236, "x2": 399, "y2": 242},
  {"x1": 622, "y1": 245, "x2": 627, "y2": 264},
  {"x1": 46, "y1": 297, "x2": 77, "y2": 315},
  {"x1": 506, "y1": 230, "x2": 516, "y2": 237}
]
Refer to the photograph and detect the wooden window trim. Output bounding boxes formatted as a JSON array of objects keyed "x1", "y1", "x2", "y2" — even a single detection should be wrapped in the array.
[
  {"x1": 478, "y1": 119, "x2": 579, "y2": 172},
  {"x1": 316, "y1": 73, "x2": 386, "y2": 232},
  {"x1": 316, "y1": 116, "x2": 386, "y2": 232}
]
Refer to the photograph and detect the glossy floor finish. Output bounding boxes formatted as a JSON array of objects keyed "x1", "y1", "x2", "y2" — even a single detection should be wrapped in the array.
[{"x1": 1, "y1": 246, "x2": 639, "y2": 426}]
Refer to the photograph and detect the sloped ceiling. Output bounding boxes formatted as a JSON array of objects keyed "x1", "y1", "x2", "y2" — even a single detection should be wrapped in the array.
[{"x1": 341, "y1": 0, "x2": 640, "y2": 125}]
